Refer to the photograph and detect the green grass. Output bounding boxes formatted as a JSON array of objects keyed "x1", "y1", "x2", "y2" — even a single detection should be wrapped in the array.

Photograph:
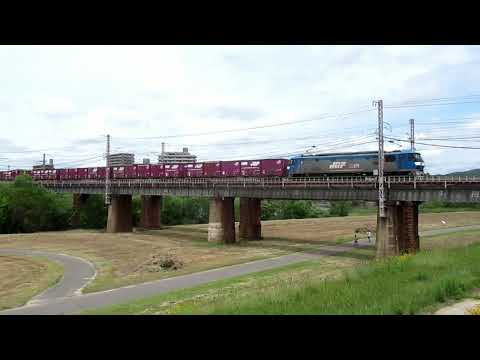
[
  {"x1": 82, "y1": 255, "x2": 366, "y2": 315},
  {"x1": 200, "y1": 245, "x2": 480, "y2": 315},
  {"x1": 0, "y1": 256, "x2": 63, "y2": 311},
  {"x1": 85, "y1": 235, "x2": 480, "y2": 315}
]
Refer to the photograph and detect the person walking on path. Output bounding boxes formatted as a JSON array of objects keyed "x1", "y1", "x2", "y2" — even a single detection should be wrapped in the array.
[
  {"x1": 367, "y1": 230, "x2": 372, "y2": 243},
  {"x1": 353, "y1": 231, "x2": 358, "y2": 246}
]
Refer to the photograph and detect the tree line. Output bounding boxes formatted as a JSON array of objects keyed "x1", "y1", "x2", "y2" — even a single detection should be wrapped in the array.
[
  {"x1": 0, "y1": 176, "x2": 355, "y2": 233},
  {"x1": 9, "y1": 174, "x2": 480, "y2": 234}
]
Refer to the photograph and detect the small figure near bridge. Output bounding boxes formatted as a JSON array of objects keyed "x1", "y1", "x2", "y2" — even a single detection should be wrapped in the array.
[{"x1": 353, "y1": 231, "x2": 359, "y2": 246}]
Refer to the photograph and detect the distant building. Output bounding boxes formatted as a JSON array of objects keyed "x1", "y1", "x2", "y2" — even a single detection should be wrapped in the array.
[
  {"x1": 108, "y1": 153, "x2": 134, "y2": 167},
  {"x1": 158, "y1": 146, "x2": 197, "y2": 164},
  {"x1": 33, "y1": 158, "x2": 54, "y2": 170},
  {"x1": 142, "y1": 158, "x2": 150, "y2": 165}
]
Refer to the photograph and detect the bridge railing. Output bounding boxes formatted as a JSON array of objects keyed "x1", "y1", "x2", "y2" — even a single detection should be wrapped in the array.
[{"x1": 12, "y1": 175, "x2": 480, "y2": 189}]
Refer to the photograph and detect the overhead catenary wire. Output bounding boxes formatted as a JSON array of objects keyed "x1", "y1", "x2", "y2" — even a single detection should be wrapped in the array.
[
  {"x1": 387, "y1": 94, "x2": 480, "y2": 107},
  {"x1": 385, "y1": 100, "x2": 480, "y2": 109},
  {"x1": 384, "y1": 136, "x2": 480, "y2": 150},
  {"x1": 113, "y1": 108, "x2": 375, "y2": 140}
]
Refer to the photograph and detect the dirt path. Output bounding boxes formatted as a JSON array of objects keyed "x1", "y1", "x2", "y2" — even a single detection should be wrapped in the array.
[{"x1": 0, "y1": 249, "x2": 96, "y2": 305}]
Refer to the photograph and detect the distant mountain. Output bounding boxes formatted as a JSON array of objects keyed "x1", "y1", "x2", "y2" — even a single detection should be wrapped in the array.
[{"x1": 444, "y1": 169, "x2": 480, "y2": 176}]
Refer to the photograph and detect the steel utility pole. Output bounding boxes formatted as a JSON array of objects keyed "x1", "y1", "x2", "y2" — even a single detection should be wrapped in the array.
[
  {"x1": 409, "y1": 118, "x2": 415, "y2": 151},
  {"x1": 161, "y1": 142, "x2": 165, "y2": 164},
  {"x1": 374, "y1": 99, "x2": 386, "y2": 218},
  {"x1": 42, "y1": 153, "x2": 46, "y2": 170},
  {"x1": 105, "y1": 134, "x2": 111, "y2": 206}
]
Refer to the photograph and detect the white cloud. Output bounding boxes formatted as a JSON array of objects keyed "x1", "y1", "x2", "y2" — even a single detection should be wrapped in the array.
[{"x1": 1, "y1": 45, "x2": 480, "y2": 173}]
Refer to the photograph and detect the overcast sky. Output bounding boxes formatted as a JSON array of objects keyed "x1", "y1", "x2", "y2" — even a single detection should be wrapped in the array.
[{"x1": 1, "y1": 45, "x2": 480, "y2": 174}]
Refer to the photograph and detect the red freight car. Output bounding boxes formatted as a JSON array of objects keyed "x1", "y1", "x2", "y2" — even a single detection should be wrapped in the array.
[
  {"x1": 33, "y1": 169, "x2": 57, "y2": 180},
  {"x1": 150, "y1": 164, "x2": 164, "y2": 178},
  {"x1": 87, "y1": 167, "x2": 106, "y2": 179},
  {"x1": 136, "y1": 164, "x2": 151, "y2": 178},
  {"x1": 240, "y1": 160, "x2": 261, "y2": 177},
  {"x1": 11, "y1": 170, "x2": 28, "y2": 180},
  {"x1": 57, "y1": 169, "x2": 69, "y2": 180},
  {"x1": 112, "y1": 166, "x2": 126, "y2": 179},
  {"x1": 76, "y1": 168, "x2": 88, "y2": 180},
  {"x1": 185, "y1": 163, "x2": 204, "y2": 177},
  {"x1": 203, "y1": 162, "x2": 222, "y2": 177},
  {"x1": 0, "y1": 171, "x2": 5, "y2": 181},
  {"x1": 164, "y1": 164, "x2": 185, "y2": 177},
  {"x1": 124, "y1": 165, "x2": 138, "y2": 178},
  {"x1": 261, "y1": 159, "x2": 289, "y2": 177},
  {"x1": 221, "y1": 161, "x2": 241, "y2": 176},
  {"x1": 67, "y1": 168, "x2": 78, "y2": 179},
  {"x1": 31, "y1": 170, "x2": 41, "y2": 180}
]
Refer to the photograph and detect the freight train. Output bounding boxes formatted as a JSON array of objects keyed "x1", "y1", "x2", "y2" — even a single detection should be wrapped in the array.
[{"x1": 0, "y1": 150, "x2": 424, "y2": 181}]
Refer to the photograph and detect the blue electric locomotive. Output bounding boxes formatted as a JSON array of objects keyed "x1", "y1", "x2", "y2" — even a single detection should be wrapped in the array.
[{"x1": 287, "y1": 150, "x2": 424, "y2": 177}]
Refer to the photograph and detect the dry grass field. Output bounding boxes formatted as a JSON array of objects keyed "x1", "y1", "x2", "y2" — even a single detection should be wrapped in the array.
[
  {"x1": 0, "y1": 255, "x2": 63, "y2": 310},
  {"x1": 1, "y1": 211, "x2": 479, "y2": 297}
]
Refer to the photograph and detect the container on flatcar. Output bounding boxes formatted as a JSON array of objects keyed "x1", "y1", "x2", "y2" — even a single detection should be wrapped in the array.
[
  {"x1": 240, "y1": 160, "x2": 262, "y2": 177},
  {"x1": 57, "y1": 169, "x2": 69, "y2": 180},
  {"x1": 185, "y1": 163, "x2": 204, "y2": 177},
  {"x1": 112, "y1": 166, "x2": 126, "y2": 179},
  {"x1": 31, "y1": 170, "x2": 41, "y2": 180},
  {"x1": 221, "y1": 161, "x2": 241, "y2": 177},
  {"x1": 136, "y1": 164, "x2": 151, "y2": 178},
  {"x1": 76, "y1": 168, "x2": 88, "y2": 180},
  {"x1": 203, "y1": 162, "x2": 222, "y2": 177},
  {"x1": 67, "y1": 168, "x2": 78, "y2": 180},
  {"x1": 35, "y1": 169, "x2": 57, "y2": 180},
  {"x1": 87, "y1": 167, "x2": 106, "y2": 179},
  {"x1": 124, "y1": 165, "x2": 138, "y2": 178},
  {"x1": 8, "y1": 170, "x2": 23, "y2": 180},
  {"x1": 261, "y1": 159, "x2": 289, "y2": 177},
  {"x1": 164, "y1": 164, "x2": 186, "y2": 177},
  {"x1": 149, "y1": 164, "x2": 165, "y2": 178},
  {"x1": 47, "y1": 169, "x2": 57, "y2": 180}
]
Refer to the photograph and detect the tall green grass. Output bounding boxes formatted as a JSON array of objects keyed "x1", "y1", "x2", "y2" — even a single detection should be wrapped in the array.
[{"x1": 198, "y1": 244, "x2": 480, "y2": 315}]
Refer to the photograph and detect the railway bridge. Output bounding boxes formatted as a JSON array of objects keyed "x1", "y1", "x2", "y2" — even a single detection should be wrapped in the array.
[{"x1": 20, "y1": 176, "x2": 480, "y2": 258}]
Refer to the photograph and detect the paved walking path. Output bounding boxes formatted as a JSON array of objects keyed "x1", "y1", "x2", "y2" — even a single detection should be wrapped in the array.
[
  {"x1": 435, "y1": 299, "x2": 480, "y2": 315},
  {"x1": 0, "y1": 249, "x2": 96, "y2": 306},
  {"x1": 1, "y1": 224, "x2": 478, "y2": 315}
]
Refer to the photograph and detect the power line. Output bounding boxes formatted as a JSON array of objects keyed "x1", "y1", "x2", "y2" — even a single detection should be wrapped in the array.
[
  {"x1": 385, "y1": 136, "x2": 480, "y2": 150},
  {"x1": 388, "y1": 94, "x2": 480, "y2": 107},
  {"x1": 113, "y1": 108, "x2": 375, "y2": 140},
  {"x1": 385, "y1": 100, "x2": 480, "y2": 109}
]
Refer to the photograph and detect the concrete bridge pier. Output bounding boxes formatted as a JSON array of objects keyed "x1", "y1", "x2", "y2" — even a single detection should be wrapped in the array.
[
  {"x1": 208, "y1": 197, "x2": 236, "y2": 243},
  {"x1": 376, "y1": 201, "x2": 420, "y2": 258},
  {"x1": 107, "y1": 195, "x2": 133, "y2": 233},
  {"x1": 397, "y1": 201, "x2": 420, "y2": 254},
  {"x1": 72, "y1": 193, "x2": 90, "y2": 227},
  {"x1": 140, "y1": 195, "x2": 162, "y2": 229},
  {"x1": 239, "y1": 197, "x2": 262, "y2": 240}
]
